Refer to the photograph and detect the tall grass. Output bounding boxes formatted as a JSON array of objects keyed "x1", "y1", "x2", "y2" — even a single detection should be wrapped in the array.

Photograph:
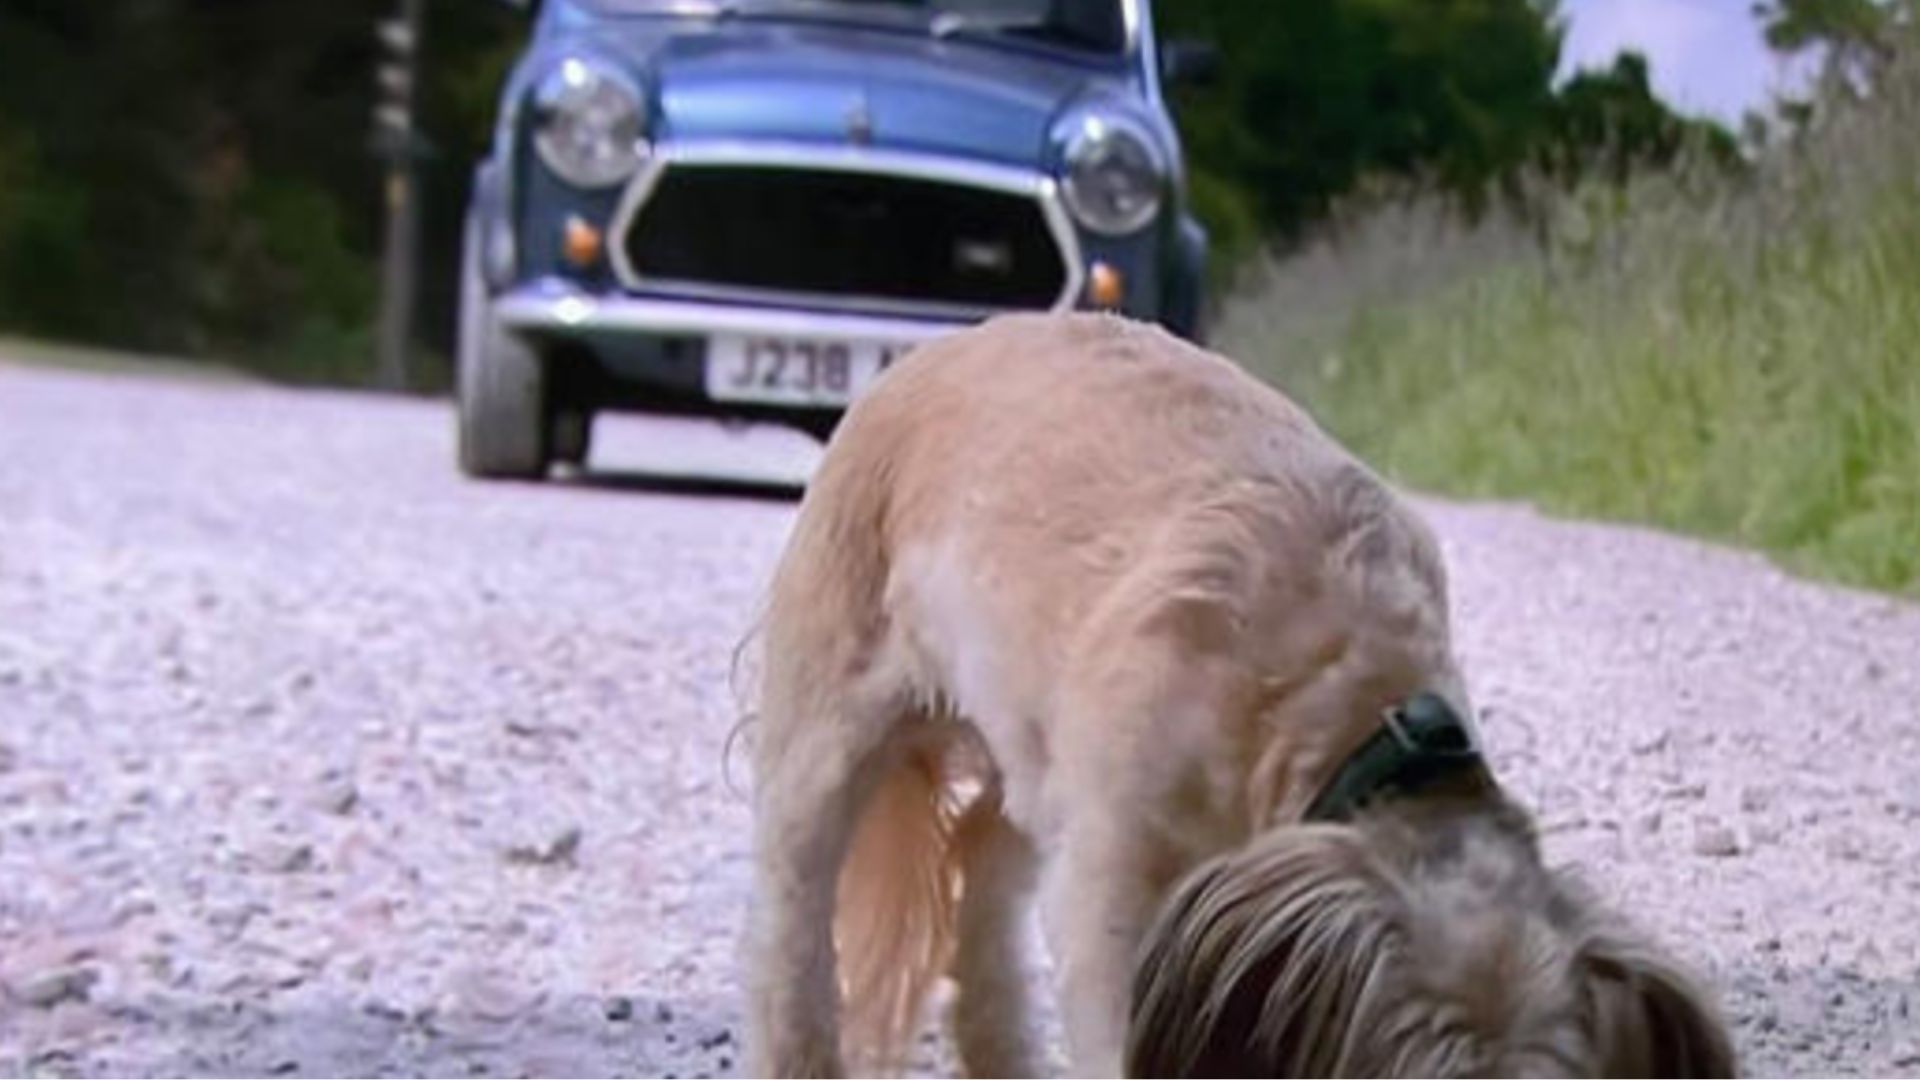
[{"x1": 1221, "y1": 33, "x2": 1920, "y2": 595}]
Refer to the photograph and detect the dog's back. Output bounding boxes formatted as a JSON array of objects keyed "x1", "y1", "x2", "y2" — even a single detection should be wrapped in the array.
[{"x1": 769, "y1": 311, "x2": 1462, "y2": 820}]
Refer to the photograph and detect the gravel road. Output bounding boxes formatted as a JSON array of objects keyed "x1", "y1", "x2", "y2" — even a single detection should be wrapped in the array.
[{"x1": 1, "y1": 358, "x2": 1916, "y2": 1078}]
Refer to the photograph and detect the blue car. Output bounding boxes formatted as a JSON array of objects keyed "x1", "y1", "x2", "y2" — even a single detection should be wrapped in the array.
[{"x1": 457, "y1": 0, "x2": 1213, "y2": 478}]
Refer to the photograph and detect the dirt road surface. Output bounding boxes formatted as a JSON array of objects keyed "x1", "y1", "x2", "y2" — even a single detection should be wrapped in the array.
[{"x1": 1, "y1": 358, "x2": 1916, "y2": 1077}]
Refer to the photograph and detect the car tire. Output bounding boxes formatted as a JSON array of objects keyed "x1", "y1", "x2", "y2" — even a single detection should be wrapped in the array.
[
  {"x1": 1164, "y1": 215, "x2": 1211, "y2": 346},
  {"x1": 456, "y1": 214, "x2": 550, "y2": 480},
  {"x1": 549, "y1": 406, "x2": 592, "y2": 467},
  {"x1": 798, "y1": 414, "x2": 841, "y2": 445}
]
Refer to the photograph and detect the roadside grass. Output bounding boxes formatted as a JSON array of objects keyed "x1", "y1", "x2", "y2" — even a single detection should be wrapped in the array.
[
  {"x1": 0, "y1": 336, "x2": 251, "y2": 383},
  {"x1": 1221, "y1": 41, "x2": 1920, "y2": 596}
]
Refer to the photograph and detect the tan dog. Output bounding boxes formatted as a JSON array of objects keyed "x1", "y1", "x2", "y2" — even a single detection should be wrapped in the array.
[{"x1": 743, "y1": 313, "x2": 1734, "y2": 1077}]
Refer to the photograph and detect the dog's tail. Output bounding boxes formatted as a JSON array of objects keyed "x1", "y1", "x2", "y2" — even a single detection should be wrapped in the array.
[{"x1": 834, "y1": 741, "x2": 973, "y2": 1074}]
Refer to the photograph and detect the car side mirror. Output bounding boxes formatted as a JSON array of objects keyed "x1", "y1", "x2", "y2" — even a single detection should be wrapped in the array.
[{"x1": 1160, "y1": 38, "x2": 1221, "y2": 88}]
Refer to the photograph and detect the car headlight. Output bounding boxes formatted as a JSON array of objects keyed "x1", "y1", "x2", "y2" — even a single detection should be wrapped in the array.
[
  {"x1": 1061, "y1": 116, "x2": 1165, "y2": 236},
  {"x1": 532, "y1": 58, "x2": 647, "y2": 188}
]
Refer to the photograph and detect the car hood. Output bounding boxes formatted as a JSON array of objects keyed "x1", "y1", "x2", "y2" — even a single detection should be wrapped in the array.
[{"x1": 565, "y1": 20, "x2": 1122, "y2": 166}]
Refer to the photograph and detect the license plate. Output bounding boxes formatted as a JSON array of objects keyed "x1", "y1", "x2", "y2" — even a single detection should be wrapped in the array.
[{"x1": 705, "y1": 334, "x2": 909, "y2": 407}]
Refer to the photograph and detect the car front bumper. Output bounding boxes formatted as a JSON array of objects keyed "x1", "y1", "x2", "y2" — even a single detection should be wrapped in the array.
[
  {"x1": 494, "y1": 280, "x2": 973, "y2": 347},
  {"x1": 493, "y1": 279, "x2": 975, "y2": 421}
]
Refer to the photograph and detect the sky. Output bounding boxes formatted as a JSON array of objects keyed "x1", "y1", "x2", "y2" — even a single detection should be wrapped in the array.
[{"x1": 1559, "y1": 0, "x2": 1815, "y2": 122}]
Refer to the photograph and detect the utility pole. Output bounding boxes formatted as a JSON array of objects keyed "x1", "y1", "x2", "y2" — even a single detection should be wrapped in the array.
[{"x1": 373, "y1": 0, "x2": 424, "y2": 391}]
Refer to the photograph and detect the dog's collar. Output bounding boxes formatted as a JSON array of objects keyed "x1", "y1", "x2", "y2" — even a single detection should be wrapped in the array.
[{"x1": 1304, "y1": 692, "x2": 1488, "y2": 823}]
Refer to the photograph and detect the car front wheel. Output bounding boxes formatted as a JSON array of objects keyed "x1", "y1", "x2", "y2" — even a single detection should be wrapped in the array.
[{"x1": 456, "y1": 215, "x2": 550, "y2": 480}]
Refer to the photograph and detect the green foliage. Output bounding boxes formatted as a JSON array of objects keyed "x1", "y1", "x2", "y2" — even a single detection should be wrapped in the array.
[
  {"x1": 1539, "y1": 53, "x2": 1743, "y2": 182},
  {"x1": 0, "y1": 122, "x2": 93, "y2": 335},
  {"x1": 1157, "y1": 0, "x2": 1742, "y2": 276},
  {"x1": 1157, "y1": 0, "x2": 1564, "y2": 237},
  {"x1": 0, "y1": 3, "x2": 203, "y2": 347},
  {"x1": 1220, "y1": 23, "x2": 1920, "y2": 594},
  {"x1": 0, "y1": 0, "x2": 520, "y2": 382},
  {"x1": 1758, "y1": 0, "x2": 1897, "y2": 55},
  {"x1": 199, "y1": 179, "x2": 381, "y2": 383}
]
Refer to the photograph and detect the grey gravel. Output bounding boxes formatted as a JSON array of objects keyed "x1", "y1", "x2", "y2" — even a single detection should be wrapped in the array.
[
  {"x1": 16, "y1": 966, "x2": 97, "y2": 1010},
  {"x1": 1693, "y1": 824, "x2": 1743, "y2": 859},
  {"x1": 3, "y1": 359, "x2": 1919, "y2": 1077}
]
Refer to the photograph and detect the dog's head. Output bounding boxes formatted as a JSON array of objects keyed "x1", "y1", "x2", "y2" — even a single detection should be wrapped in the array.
[{"x1": 1127, "y1": 811, "x2": 1734, "y2": 1077}]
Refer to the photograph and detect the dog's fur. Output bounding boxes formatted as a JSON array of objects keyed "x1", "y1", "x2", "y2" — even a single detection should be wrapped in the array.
[{"x1": 743, "y1": 313, "x2": 1734, "y2": 1078}]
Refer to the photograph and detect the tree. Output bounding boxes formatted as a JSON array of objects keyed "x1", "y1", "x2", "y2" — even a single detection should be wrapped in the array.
[
  {"x1": 1752, "y1": 0, "x2": 1914, "y2": 140},
  {"x1": 1155, "y1": 0, "x2": 1564, "y2": 245},
  {"x1": 1757, "y1": 0, "x2": 1897, "y2": 62},
  {"x1": 1541, "y1": 52, "x2": 1742, "y2": 183},
  {"x1": 0, "y1": 2, "x2": 204, "y2": 348},
  {"x1": 0, "y1": 0, "x2": 522, "y2": 380}
]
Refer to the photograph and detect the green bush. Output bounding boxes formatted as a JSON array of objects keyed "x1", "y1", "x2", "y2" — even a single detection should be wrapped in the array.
[
  {"x1": 0, "y1": 122, "x2": 100, "y2": 338},
  {"x1": 1221, "y1": 31, "x2": 1920, "y2": 595},
  {"x1": 199, "y1": 178, "x2": 379, "y2": 384}
]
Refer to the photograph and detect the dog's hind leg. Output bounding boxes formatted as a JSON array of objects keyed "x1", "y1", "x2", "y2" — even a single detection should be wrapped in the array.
[
  {"x1": 950, "y1": 798, "x2": 1044, "y2": 1078},
  {"x1": 743, "y1": 671, "x2": 901, "y2": 1078}
]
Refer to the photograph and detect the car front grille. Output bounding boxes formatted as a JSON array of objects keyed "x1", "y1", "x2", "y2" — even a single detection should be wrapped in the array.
[{"x1": 617, "y1": 163, "x2": 1070, "y2": 315}]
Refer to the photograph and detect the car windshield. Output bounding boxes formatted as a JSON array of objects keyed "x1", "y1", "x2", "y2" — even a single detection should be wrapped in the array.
[{"x1": 577, "y1": 0, "x2": 1129, "y2": 55}]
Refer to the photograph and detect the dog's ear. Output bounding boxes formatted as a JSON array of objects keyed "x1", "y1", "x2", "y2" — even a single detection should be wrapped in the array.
[
  {"x1": 1126, "y1": 827, "x2": 1401, "y2": 1077},
  {"x1": 1580, "y1": 931, "x2": 1737, "y2": 1079}
]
